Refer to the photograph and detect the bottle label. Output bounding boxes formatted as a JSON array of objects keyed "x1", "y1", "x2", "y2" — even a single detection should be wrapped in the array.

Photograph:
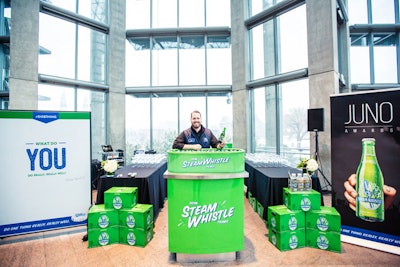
[{"x1": 358, "y1": 180, "x2": 383, "y2": 210}]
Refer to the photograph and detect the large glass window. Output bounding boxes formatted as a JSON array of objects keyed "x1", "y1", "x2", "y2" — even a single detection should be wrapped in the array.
[
  {"x1": 280, "y1": 79, "x2": 309, "y2": 164},
  {"x1": 39, "y1": 13, "x2": 107, "y2": 84},
  {"x1": 153, "y1": 36, "x2": 178, "y2": 86},
  {"x1": 126, "y1": 95, "x2": 151, "y2": 158},
  {"x1": 126, "y1": 0, "x2": 230, "y2": 29},
  {"x1": 206, "y1": 35, "x2": 232, "y2": 85},
  {"x1": 348, "y1": 0, "x2": 368, "y2": 24},
  {"x1": 126, "y1": 0, "x2": 150, "y2": 29},
  {"x1": 247, "y1": 1, "x2": 309, "y2": 165},
  {"x1": 126, "y1": 34, "x2": 231, "y2": 87},
  {"x1": 179, "y1": 0, "x2": 205, "y2": 27},
  {"x1": 125, "y1": 93, "x2": 232, "y2": 156},
  {"x1": 206, "y1": 0, "x2": 230, "y2": 27},
  {"x1": 152, "y1": 96, "x2": 179, "y2": 153},
  {"x1": 249, "y1": 5, "x2": 307, "y2": 80},
  {"x1": 38, "y1": 1, "x2": 109, "y2": 160},
  {"x1": 179, "y1": 36, "x2": 205, "y2": 85},
  {"x1": 349, "y1": 1, "x2": 399, "y2": 85},
  {"x1": 126, "y1": 38, "x2": 150, "y2": 86},
  {"x1": 153, "y1": 0, "x2": 178, "y2": 28}
]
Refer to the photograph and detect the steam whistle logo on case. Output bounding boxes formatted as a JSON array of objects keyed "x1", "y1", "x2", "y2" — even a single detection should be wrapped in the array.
[
  {"x1": 98, "y1": 232, "x2": 110, "y2": 246},
  {"x1": 344, "y1": 101, "x2": 396, "y2": 134},
  {"x1": 127, "y1": 232, "x2": 136, "y2": 245},
  {"x1": 98, "y1": 215, "x2": 110, "y2": 228},
  {"x1": 126, "y1": 215, "x2": 136, "y2": 228},
  {"x1": 180, "y1": 202, "x2": 235, "y2": 228},
  {"x1": 317, "y1": 235, "x2": 329, "y2": 250},
  {"x1": 288, "y1": 215, "x2": 298, "y2": 231},
  {"x1": 316, "y1": 216, "x2": 329, "y2": 231}
]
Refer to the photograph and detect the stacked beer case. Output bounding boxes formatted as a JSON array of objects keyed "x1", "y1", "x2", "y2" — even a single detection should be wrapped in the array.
[
  {"x1": 267, "y1": 188, "x2": 341, "y2": 253},
  {"x1": 87, "y1": 186, "x2": 154, "y2": 248}
]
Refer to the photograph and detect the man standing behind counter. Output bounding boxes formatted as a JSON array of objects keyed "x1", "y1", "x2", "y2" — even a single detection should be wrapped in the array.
[{"x1": 172, "y1": 110, "x2": 226, "y2": 151}]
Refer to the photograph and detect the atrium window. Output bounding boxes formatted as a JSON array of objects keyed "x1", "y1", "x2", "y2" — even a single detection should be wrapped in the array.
[{"x1": 349, "y1": 0, "x2": 399, "y2": 86}]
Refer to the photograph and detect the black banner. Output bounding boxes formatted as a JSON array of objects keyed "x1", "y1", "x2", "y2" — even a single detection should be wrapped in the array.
[{"x1": 331, "y1": 89, "x2": 400, "y2": 253}]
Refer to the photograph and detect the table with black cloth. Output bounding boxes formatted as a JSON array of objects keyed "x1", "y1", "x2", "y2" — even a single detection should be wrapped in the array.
[
  {"x1": 96, "y1": 161, "x2": 167, "y2": 220},
  {"x1": 245, "y1": 161, "x2": 323, "y2": 222}
]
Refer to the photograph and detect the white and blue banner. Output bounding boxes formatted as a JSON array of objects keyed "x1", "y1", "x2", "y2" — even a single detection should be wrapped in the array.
[
  {"x1": 331, "y1": 89, "x2": 400, "y2": 255},
  {"x1": 0, "y1": 111, "x2": 91, "y2": 237}
]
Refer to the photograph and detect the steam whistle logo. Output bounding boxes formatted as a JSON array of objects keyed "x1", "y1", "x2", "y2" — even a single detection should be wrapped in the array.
[
  {"x1": 289, "y1": 234, "x2": 299, "y2": 249},
  {"x1": 181, "y1": 157, "x2": 230, "y2": 168},
  {"x1": 270, "y1": 217, "x2": 276, "y2": 228},
  {"x1": 113, "y1": 196, "x2": 123, "y2": 209},
  {"x1": 98, "y1": 232, "x2": 110, "y2": 246},
  {"x1": 98, "y1": 215, "x2": 110, "y2": 228},
  {"x1": 126, "y1": 215, "x2": 136, "y2": 228},
  {"x1": 127, "y1": 232, "x2": 136, "y2": 246},
  {"x1": 344, "y1": 101, "x2": 395, "y2": 133},
  {"x1": 300, "y1": 197, "x2": 311, "y2": 211},
  {"x1": 317, "y1": 235, "x2": 329, "y2": 250},
  {"x1": 316, "y1": 217, "x2": 329, "y2": 231},
  {"x1": 180, "y1": 202, "x2": 235, "y2": 228},
  {"x1": 288, "y1": 215, "x2": 298, "y2": 231}
]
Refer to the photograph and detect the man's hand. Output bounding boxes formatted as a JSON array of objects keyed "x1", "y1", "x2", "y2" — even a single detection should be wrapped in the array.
[
  {"x1": 183, "y1": 144, "x2": 202, "y2": 151},
  {"x1": 344, "y1": 173, "x2": 397, "y2": 211}
]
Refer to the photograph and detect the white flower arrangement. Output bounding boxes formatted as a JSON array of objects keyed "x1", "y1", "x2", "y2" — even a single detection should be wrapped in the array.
[
  {"x1": 297, "y1": 157, "x2": 318, "y2": 174},
  {"x1": 102, "y1": 159, "x2": 119, "y2": 174}
]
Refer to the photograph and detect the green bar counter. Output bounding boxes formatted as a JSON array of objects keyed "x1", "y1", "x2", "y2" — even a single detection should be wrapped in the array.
[{"x1": 164, "y1": 149, "x2": 248, "y2": 262}]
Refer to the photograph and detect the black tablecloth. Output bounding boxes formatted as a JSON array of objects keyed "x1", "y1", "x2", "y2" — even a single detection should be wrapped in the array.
[
  {"x1": 245, "y1": 162, "x2": 323, "y2": 221},
  {"x1": 96, "y1": 162, "x2": 167, "y2": 220}
]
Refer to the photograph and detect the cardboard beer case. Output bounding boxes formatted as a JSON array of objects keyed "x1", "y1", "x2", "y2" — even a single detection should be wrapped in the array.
[
  {"x1": 306, "y1": 206, "x2": 341, "y2": 232},
  {"x1": 104, "y1": 187, "x2": 138, "y2": 210},
  {"x1": 283, "y1": 188, "x2": 321, "y2": 212},
  {"x1": 119, "y1": 225, "x2": 154, "y2": 247},
  {"x1": 248, "y1": 193, "x2": 257, "y2": 211},
  {"x1": 256, "y1": 201, "x2": 264, "y2": 218},
  {"x1": 88, "y1": 226, "x2": 120, "y2": 248},
  {"x1": 267, "y1": 205, "x2": 305, "y2": 232},
  {"x1": 268, "y1": 228, "x2": 305, "y2": 251},
  {"x1": 119, "y1": 203, "x2": 154, "y2": 229},
  {"x1": 306, "y1": 229, "x2": 341, "y2": 253},
  {"x1": 88, "y1": 204, "x2": 119, "y2": 229}
]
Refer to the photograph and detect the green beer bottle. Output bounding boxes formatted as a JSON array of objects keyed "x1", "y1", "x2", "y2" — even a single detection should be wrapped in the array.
[
  {"x1": 356, "y1": 138, "x2": 384, "y2": 222},
  {"x1": 219, "y1": 127, "x2": 226, "y2": 143}
]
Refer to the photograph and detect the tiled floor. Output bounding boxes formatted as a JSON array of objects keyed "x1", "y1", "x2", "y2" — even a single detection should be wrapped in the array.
[{"x1": 1, "y1": 193, "x2": 399, "y2": 267}]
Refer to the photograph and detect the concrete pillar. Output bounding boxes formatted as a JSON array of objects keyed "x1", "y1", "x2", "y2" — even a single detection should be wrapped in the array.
[
  {"x1": 107, "y1": 0, "x2": 126, "y2": 156},
  {"x1": 231, "y1": 0, "x2": 249, "y2": 151},
  {"x1": 307, "y1": 0, "x2": 340, "y2": 186},
  {"x1": 9, "y1": 0, "x2": 39, "y2": 110}
]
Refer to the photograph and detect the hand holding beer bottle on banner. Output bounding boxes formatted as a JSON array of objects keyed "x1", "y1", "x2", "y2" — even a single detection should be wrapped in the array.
[{"x1": 343, "y1": 138, "x2": 397, "y2": 222}]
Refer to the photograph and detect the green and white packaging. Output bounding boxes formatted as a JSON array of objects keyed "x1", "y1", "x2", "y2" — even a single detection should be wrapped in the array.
[
  {"x1": 88, "y1": 226, "x2": 120, "y2": 248},
  {"x1": 88, "y1": 204, "x2": 119, "y2": 229},
  {"x1": 306, "y1": 229, "x2": 341, "y2": 253},
  {"x1": 283, "y1": 188, "x2": 321, "y2": 212},
  {"x1": 104, "y1": 187, "x2": 138, "y2": 210},
  {"x1": 119, "y1": 203, "x2": 154, "y2": 229},
  {"x1": 268, "y1": 205, "x2": 305, "y2": 232},
  {"x1": 268, "y1": 228, "x2": 305, "y2": 251},
  {"x1": 306, "y1": 206, "x2": 341, "y2": 232},
  {"x1": 119, "y1": 226, "x2": 154, "y2": 247}
]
